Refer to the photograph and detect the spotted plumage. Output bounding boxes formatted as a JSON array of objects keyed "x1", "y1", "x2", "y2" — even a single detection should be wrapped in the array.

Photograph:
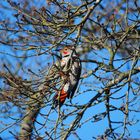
[{"x1": 53, "y1": 46, "x2": 81, "y2": 107}]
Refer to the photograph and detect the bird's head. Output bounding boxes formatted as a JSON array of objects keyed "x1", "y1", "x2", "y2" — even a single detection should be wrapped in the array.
[{"x1": 60, "y1": 46, "x2": 75, "y2": 57}]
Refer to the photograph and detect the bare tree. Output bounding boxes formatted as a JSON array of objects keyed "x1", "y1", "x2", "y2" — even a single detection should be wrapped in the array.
[{"x1": 0, "y1": 0, "x2": 140, "y2": 139}]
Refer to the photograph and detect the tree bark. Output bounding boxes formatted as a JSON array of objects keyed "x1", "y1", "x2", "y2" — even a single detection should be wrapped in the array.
[{"x1": 19, "y1": 103, "x2": 41, "y2": 140}]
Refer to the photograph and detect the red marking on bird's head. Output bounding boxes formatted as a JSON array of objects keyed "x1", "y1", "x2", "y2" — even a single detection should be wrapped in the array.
[
  {"x1": 60, "y1": 46, "x2": 72, "y2": 56},
  {"x1": 63, "y1": 51, "x2": 68, "y2": 54}
]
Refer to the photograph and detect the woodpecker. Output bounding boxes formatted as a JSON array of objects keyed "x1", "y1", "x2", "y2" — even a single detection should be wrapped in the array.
[{"x1": 53, "y1": 46, "x2": 81, "y2": 107}]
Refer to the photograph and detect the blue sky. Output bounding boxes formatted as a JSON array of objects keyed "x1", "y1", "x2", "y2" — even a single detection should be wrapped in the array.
[{"x1": 0, "y1": 0, "x2": 140, "y2": 139}]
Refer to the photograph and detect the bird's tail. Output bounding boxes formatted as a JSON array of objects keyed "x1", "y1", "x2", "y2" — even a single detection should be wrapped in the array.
[{"x1": 53, "y1": 88, "x2": 67, "y2": 108}]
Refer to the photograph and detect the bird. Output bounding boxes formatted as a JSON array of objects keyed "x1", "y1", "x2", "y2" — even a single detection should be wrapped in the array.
[{"x1": 53, "y1": 46, "x2": 81, "y2": 108}]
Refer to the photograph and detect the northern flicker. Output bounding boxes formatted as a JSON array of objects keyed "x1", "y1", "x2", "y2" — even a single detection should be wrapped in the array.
[{"x1": 53, "y1": 46, "x2": 81, "y2": 107}]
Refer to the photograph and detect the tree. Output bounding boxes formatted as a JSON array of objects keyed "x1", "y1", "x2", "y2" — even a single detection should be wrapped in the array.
[{"x1": 0, "y1": 0, "x2": 140, "y2": 139}]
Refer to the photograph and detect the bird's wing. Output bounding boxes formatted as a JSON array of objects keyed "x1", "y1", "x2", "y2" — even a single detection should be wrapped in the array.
[{"x1": 68, "y1": 57, "x2": 81, "y2": 99}]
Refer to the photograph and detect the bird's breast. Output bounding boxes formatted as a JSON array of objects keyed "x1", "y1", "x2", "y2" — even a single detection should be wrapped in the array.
[{"x1": 61, "y1": 57, "x2": 69, "y2": 67}]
